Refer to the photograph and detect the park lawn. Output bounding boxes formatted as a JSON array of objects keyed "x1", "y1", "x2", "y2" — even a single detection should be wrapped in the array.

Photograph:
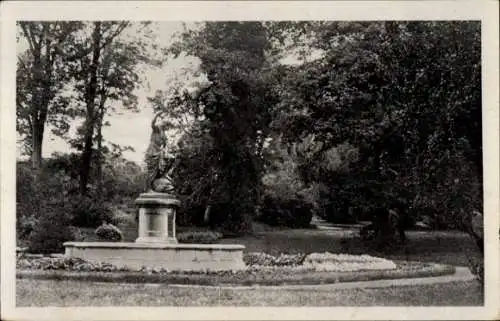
[
  {"x1": 17, "y1": 279, "x2": 483, "y2": 306},
  {"x1": 219, "y1": 229, "x2": 482, "y2": 267}
]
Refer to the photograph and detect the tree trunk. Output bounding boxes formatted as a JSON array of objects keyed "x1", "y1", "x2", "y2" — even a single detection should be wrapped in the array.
[
  {"x1": 95, "y1": 110, "x2": 104, "y2": 195},
  {"x1": 31, "y1": 119, "x2": 43, "y2": 170},
  {"x1": 79, "y1": 123, "x2": 94, "y2": 194},
  {"x1": 29, "y1": 27, "x2": 52, "y2": 171},
  {"x1": 30, "y1": 95, "x2": 48, "y2": 172},
  {"x1": 79, "y1": 22, "x2": 102, "y2": 195}
]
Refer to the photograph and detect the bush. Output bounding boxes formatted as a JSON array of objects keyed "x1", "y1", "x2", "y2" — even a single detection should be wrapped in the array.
[
  {"x1": 27, "y1": 208, "x2": 75, "y2": 254},
  {"x1": 176, "y1": 231, "x2": 222, "y2": 244},
  {"x1": 95, "y1": 223, "x2": 123, "y2": 242},
  {"x1": 16, "y1": 162, "x2": 70, "y2": 240}
]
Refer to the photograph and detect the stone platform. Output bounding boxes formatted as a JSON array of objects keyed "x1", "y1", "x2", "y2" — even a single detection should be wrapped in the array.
[{"x1": 63, "y1": 242, "x2": 246, "y2": 271}]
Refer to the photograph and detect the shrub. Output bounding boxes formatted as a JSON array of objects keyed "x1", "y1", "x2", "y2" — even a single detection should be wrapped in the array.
[
  {"x1": 172, "y1": 124, "x2": 256, "y2": 233},
  {"x1": 95, "y1": 223, "x2": 123, "y2": 242},
  {"x1": 176, "y1": 231, "x2": 222, "y2": 244},
  {"x1": 16, "y1": 162, "x2": 72, "y2": 240},
  {"x1": 27, "y1": 208, "x2": 75, "y2": 254}
]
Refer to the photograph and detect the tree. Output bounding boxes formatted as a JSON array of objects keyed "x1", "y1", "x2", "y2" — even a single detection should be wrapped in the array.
[
  {"x1": 65, "y1": 21, "x2": 160, "y2": 194},
  {"x1": 16, "y1": 22, "x2": 83, "y2": 169},
  {"x1": 166, "y1": 22, "x2": 279, "y2": 233}
]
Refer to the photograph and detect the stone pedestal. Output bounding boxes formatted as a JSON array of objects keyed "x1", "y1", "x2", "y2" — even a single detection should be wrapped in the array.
[{"x1": 134, "y1": 192, "x2": 180, "y2": 244}]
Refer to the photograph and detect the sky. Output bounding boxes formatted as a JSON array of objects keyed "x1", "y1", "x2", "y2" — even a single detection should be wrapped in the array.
[{"x1": 17, "y1": 21, "x2": 312, "y2": 165}]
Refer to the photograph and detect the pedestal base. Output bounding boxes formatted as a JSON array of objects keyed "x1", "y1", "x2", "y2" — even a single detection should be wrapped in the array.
[
  {"x1": 135, "y1": 192, "x2": 180, "y2": 244},
  {"x1": 64, "y1": 242, "x2": 246, "y2": 271}
]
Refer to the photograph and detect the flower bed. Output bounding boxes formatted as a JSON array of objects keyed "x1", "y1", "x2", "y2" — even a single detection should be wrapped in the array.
[
  {"x1": 304, "y1": 252, "x2": 397, "y2": 272},
  {"x1": 244, "y1": 252, "x2": 306, "y2": 267},
  {"x1": 243, "y1": 252, "x2": 396, "y2": 272},
  {"x1": 17, "y1": 256, "x2": 130, "y2": 272},
  {"x1": 16, "y1": 251, "x2": 456, "y2": 286}
]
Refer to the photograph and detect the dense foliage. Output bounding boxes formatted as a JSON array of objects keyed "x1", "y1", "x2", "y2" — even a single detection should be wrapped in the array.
[{"x1": 162, "y1": 21, "x2": 482, "y2": 242}]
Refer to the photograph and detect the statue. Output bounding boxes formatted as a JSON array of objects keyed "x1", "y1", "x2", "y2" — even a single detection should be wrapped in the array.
[{"x1": 145, "y1": 111, "x2": 180, "y2": 194}]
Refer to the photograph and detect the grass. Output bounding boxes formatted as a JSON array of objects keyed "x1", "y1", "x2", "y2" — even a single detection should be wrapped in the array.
[
  {"x1": 219, "y1": 229, "x2": 482, "y2": 267},
  {"x1": 17, "y1": 278, "x2": 483, "y2": 306}
]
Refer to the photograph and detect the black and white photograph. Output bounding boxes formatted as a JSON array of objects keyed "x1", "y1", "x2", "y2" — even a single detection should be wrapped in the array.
[{"x1": 1, "y1": 1, "x2": 499, "y2": 320}]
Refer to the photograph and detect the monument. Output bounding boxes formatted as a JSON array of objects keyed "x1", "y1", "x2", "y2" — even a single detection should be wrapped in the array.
[
  {"x1": 64, "y1": 111, "x2": 245, "y2": 271},
  {"x1": 135, "y1": 111, "x2": 180, "y2": 244}
]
